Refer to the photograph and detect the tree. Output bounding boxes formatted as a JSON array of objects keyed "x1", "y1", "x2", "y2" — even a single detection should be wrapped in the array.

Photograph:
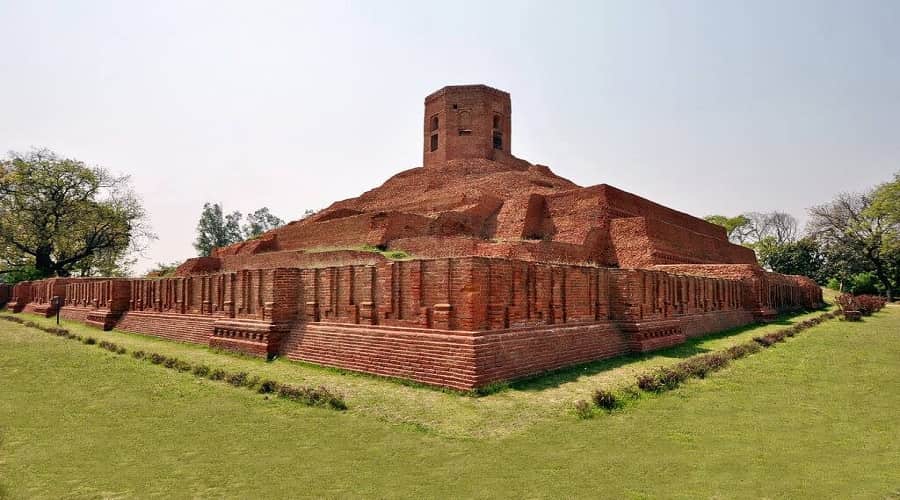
[
  {"x1": 0, "y1": 265, "x2": 42, "y2": 285},
  {"x1": 743, "y1": 211, "x2": 798, "y2": 246},
  {"x1": 705, "y1": 212, "x2": 798, "y2": 247},
  {"x1": 704, "y1": 214, "x2": 751, "y2": 244},
  {"x1": 194, "y1": 203, "x2": 243, "y2": 256},
  {"x1": 808, "y1": 185, "x2": 899, "y2": 300},
  {"x1": 243, "y1": 207, "x2": 285, "y2": 239},
  {"x1": 70, "y1": 247, "x2": 137, "y2": 277},
  {"x1": 0, "y1": 149, "x2": 151, "y2": 278},
  {"x1": 756, "y1": 237, "x2": 825, "y2": 282},
  {"x1": 868, "y1": 172, "x2": 900, "y2": 227}
]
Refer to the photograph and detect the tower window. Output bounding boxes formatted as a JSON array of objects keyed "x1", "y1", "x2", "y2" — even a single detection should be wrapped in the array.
[
  {"x1": 430, "y1": 134, "x2": 438, "y2": 151},
  {"x1": 493, "y1": 115, "x2": 501, "y2": 129},
  {"x1": 493, "y1": 132, "x2": 502, "y2": 150},
  {"x1": 431, "y1": 115, "x2": 439, "y2": 131},
  {"x1": 458, "y1": 129, "x2": 472, "y2": 136}
]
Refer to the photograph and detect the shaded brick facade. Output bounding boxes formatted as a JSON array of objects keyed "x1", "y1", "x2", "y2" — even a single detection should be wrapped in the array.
[{"x1": 4, "y1": 84, "x2": 824, "y2": 390}]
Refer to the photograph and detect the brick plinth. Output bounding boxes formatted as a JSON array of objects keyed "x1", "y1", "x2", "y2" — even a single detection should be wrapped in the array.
[
  {"x1": 211, "y1": 319, "x2": 290, "y2": 358},
  {"x1": 9, "y1": 254, "x2": 823, "y2": 390}
]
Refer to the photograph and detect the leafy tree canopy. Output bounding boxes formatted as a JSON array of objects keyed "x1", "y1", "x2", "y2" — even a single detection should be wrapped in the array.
[
  {"x1": 0, "y1": 149, "x2": 151, "y2": 279},
  {"x1": 194, "y1": 203, "x2": 244, "y2": 256},
  {"x1": 756, "y1": 237, "x2": 825, "y2": 282},
  {"x1": 704, "y1": 214, "x2": 751, "y2": 244},
  {"x1": 808, "y1": 175, "x2": 899, "y2": 300},
  {"x1": 194, "y1": 204, "x2": 288, "y2": 256},
  {"x1": 243, "y1": 207, "x2": 285, "y2": 239}
]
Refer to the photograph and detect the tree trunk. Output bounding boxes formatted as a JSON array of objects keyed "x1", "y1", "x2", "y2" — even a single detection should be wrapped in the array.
[
  {"x1": 34, "y1": 251, "x2": 55, "y2": 278},
  {"x1": 871, "y1": 264, "x2": 893, "y2": 302}
]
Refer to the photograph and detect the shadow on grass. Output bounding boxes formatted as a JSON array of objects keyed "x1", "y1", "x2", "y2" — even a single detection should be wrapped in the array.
[{"x1": 507, "y1": 309, "x2": 820, "y2": 392}]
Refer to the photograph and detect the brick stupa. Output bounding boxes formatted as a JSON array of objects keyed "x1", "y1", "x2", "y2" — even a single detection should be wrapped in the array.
[{"x1": 3, "y1": 85, "x2": 822, "y2": 390}]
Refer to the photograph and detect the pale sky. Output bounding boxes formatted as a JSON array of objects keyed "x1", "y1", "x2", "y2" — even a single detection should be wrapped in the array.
[{"x1": 2, "y1": 0, "x2": 897, "y2": 273}]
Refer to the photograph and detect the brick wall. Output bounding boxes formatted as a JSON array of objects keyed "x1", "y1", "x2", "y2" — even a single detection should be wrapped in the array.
[
  {"x1": 116, "y1": 311, "x2": 215, "y2": 345},
  {"x1": 7, "y1": 256, "x2": 825, "y2": 390}
]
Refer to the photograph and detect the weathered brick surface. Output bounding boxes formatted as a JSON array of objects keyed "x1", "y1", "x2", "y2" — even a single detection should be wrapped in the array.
[
  {"x1": 2, "y1": 84, "x2": 827, "y2": 390},
  {"x1": 116, "y1": 311, "x2": 215, "y2": 345}
]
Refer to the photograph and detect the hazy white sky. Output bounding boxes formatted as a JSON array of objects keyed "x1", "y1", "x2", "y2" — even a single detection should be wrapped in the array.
[{"x1": 2, "y1": 0, "x2": 897, "y2": 273}]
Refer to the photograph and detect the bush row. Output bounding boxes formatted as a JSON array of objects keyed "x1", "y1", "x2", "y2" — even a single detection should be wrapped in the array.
[
  {"x1": 836, "y1": 293, "x2": 888, "y2": 320},
  {"x1": 0, "y1": 314, "x2": 347, "y2": 411},
  {"x1": 575, "y1": 311, "x2": 838, "y2": 418}
]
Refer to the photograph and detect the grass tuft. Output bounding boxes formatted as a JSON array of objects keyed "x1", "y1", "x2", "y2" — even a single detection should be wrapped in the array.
[{"x1": 573, "y1": 399, "x2": 593, "y2": 419}]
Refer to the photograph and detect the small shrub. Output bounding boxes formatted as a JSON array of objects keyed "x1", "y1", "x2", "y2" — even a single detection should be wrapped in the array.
[
  {"x1": 725, "y1": 342, "x2": 761, "y2": 359},
  {"x1": 856, "y1": 295, "x2": 887, "y2": 315},
  {"x1": 679, "y1": 357, "x2": 711, "y2": 378},
  {"x1": 226, "y1": 372, "x2": 249, "y2": 387},
  {"x1": 753, "y1": 333, "x2": 784, "y2": 347},
  {"x1": 574, "y1": 399, "x2": 593, "y2": 419},
  {"x1": 636, "y1": 373, "x2": 663, "y2": 392},
  {"x1": 682, "y1": 352, "x2": 729, "y2": 378},
  {"x1": 99, "y1": 340, "x2": 121, "y2": 352},
  {"x1": 209, "y1": 369, "x2": 227, "y2": 381},
  {"x1": 278, "y1": 384, "x2": 347, "y2": 410},
  {"x1": 257, "y1": 379, "x2": 280, "y2": 394},
  {"x1": 769, "y1": 330, "x2": 788, "y2": 343},
  {"x1": 592, "y1": 389, "x2": 618, "y2": 410},
  {"x1": 132, "y1": 350, "x2": 146, "y2": 360},
  {"x1": 174, "y1": 360, "x2": 192, "y2": 372},
  {"x1": 116, "y1": 347, "x2": 127, "y2": 355},
  {"x1": 149, "y1": 353, "x2": 166, "y2": 365},
  {"x1": 836, "y1": 293, "x2": 856, "y2": 311},
  {"x1": 656, "y1": 366, "x2": 688, "y2": 390},
  {"x1": 163, "y1": 357, "x2": 179, "y2": 369},
  {"x1": 711, "y1": 351, "x2": 732, "y2": 368},
  {"x1": 327, "y1": 396, "x2": 349, "y2": 411},
  {"x1": 192, "y1": 364, "x2": 211, "y2": 377},
  {"x1": 83, "y1": 337, "x2": 97, "y2": 345}
]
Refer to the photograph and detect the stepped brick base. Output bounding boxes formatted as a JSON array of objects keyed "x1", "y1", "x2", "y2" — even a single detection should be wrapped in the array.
[
  {"x1": 23, "y1": 303, "x2": 57, "y2": 317},
  {"x1": 7, "y1": 301, "x2": 26, "y2": 313},
  {"x1": 211, "y1": 319, "x2": 289, "y2": 358},
  {"x1": 624, "y1": 323, "x2": 686, "y2": 353}
]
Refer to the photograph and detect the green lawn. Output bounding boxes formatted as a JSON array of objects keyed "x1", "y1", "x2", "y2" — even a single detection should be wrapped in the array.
[
  {"x1": 1, "y1": 301, "x2": 898, "y2": 498},
  {"x1": 0, "y1": 303, "x2": 841, "y2": 440}
]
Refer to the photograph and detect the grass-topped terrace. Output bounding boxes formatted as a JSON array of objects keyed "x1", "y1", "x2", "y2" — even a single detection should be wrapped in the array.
[{"x1": 1, "y1": 292, "x2": 897, "y2": 497}]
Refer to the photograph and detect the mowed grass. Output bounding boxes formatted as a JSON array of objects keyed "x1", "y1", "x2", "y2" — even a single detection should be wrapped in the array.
[
  {"x1": 0, "y1": 302, "x2": 897, "y2": 497},
  {"x1": 0, "y1": 301, "x2": 838, "y2": 440}
]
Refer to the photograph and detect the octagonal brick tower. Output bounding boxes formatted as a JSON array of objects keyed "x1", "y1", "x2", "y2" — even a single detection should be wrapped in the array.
[{"x1": 423, "y1": 84, "x2": 512, "y2": 167}]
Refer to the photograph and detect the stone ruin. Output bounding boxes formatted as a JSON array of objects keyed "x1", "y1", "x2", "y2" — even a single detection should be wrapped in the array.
[{"x1": 1, "y1": 84, "x2": 822, "y2": 390}]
